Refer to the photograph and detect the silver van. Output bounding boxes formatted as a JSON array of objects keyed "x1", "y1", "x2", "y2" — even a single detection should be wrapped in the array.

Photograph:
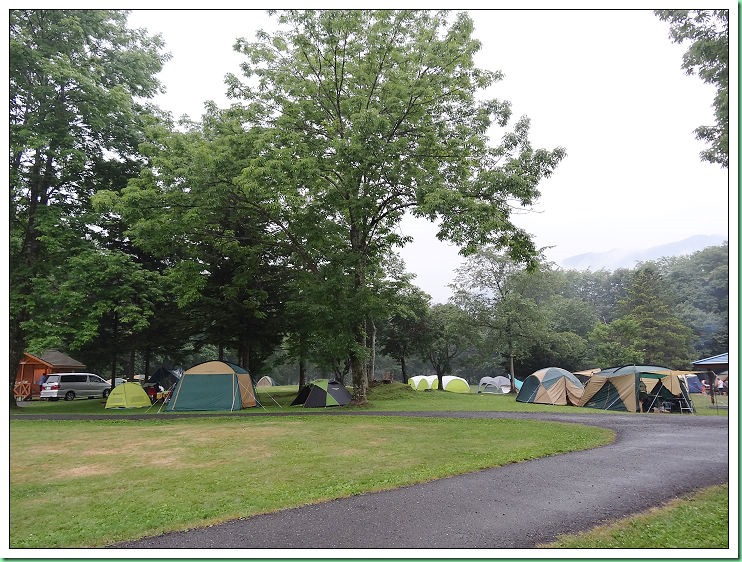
[{"x1": 40, "y1": 373, "x2": 111, "y2": 401}]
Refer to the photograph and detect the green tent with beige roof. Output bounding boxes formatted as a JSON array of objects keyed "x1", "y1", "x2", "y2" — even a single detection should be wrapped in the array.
[
  {"x1": 578, "y1": 365, "x2": 694, "y2": 413},
  {"x1": 166, "y1": 360, "x2": 257, "y2": 411}
]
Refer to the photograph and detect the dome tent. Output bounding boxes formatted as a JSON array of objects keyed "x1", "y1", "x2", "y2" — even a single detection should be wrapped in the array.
[
  {"x1": 291, "y1": 379, "x2": 352, "y2": 408},
  {"x1": 105, "y1": 382, "x2": 151, "y2": 409},
  {"x1": 166, "y1": 361, "x2": 257, "y2": 411},
  {"x1": 516, "y1": 367, "x2": 584, "y2": 406},
  {"x1": 478, "y1": 376, "x2": 511, "y2": 394},
  {"x1": 408, "y1": 375, "x2": 438, "y2": 391},
  {"x1": 441, "y1": 375, "x2": 470, "y2": 393},
  {"x1": 256, "y1": 375, "x2": 276, "y2": 387}
]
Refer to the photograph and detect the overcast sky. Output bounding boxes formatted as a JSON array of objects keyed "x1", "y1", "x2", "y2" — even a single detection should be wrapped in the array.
[{"x1": 126, "y1": 8, "x2": 735, "y2": 302}]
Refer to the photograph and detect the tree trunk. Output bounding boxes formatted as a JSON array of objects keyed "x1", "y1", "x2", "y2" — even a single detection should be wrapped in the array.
[
  {"x1": 299, "y1": 355, "x2": 307, "y2": 389},
  {"x1": 401, "y1": 354, "x2": 407, "y2": 384},
  {"x1": 370, "y1": 320, "x2": 377, "y2": 385},
  {"x1": 9, "y1": 316, "x2": 26, "y2": 409},
  {"x1": 128, "y1": 350, "x2": 135, "y2": 379},
  {"x1": 509, "y1": 354, "x2": 517, "y2": 394},
  {"x1": 144, "y1": 348, "x2": 151, "y2": 381},
  {"x1": 350, "y1": 322, "x2": 367, "y2": 404},
  {"x1": 350, "y1": 351, "x2": 367, "y2": 403}
]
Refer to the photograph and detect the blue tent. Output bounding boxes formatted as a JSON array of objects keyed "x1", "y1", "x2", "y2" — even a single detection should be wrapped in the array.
[{"x1": 685, "y1": 374, "x2": 703, "y2": 393}]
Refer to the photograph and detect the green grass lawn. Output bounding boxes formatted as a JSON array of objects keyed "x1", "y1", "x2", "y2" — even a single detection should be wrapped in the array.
[
  {"x1": 9, "y1": 382, "x2": 728, "y2": 549},
  {"x1": 541, "y1": 484, "x2": 729, "y2": 549},
  {"x1": 10, "y1": 414, "x2": 613, "y2": 548}
]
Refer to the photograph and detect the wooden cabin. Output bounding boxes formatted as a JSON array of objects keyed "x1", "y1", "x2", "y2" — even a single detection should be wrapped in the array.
[{"x1": 14, "y1": 350, "x2": 86, "y2": 400}]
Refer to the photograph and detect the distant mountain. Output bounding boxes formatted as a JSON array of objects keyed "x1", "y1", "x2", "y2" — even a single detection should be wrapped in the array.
[{"x1": 561, "y1": 235, "x2": 727, "y2": 271}]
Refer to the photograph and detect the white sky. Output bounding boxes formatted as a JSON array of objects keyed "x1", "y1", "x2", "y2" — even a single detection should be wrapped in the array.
[{"x1": 126, "y1": 7, "x2": 736, "y2": 303}]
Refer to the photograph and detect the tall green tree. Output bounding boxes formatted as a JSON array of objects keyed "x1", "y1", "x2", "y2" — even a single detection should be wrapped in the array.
[
  {"x1": 26, "y1": 249, "x2": 164, "y2": 381},
  {"x1": 228, "y1": 10, "x2": 565, "y2": 401},
  {"x1": 454, "y1": 249, "x2": 603, "y2": 379},
  {"x1": 97, "y1": 105, "x2": 291, "y2": 373},
  {"x1": 9, "y1": 9, "x2": 167, "y2": 404},
  {"x1": 588, "y1": 265, "x2": 694, "y2": 367},
  {"x1": 656, "y1": 243, "x2": 728, "y2": 357},
  {"x1": 378, "y1": 283, "x2": 431, "y2": 384},
  {"x1": 417, "y1": 303, "x2": 477, "y2": 389},
  {"x1": 655, "y1": 9, "x2": 729, "y2": 167}
]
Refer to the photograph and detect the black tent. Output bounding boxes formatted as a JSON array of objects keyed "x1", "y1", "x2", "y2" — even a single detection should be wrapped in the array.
[
  {"x1": 291, "y1": 379, "x2": 352, "y2": 408},
  {"x1": 147, "y1": 366, "x2": 180, "y2": 390}
]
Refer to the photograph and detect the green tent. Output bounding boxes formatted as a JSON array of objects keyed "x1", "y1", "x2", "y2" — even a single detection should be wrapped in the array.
[
  {"x1": 578, "y1": 365, "x2": 693, "y2": 413},
  {"x1": 166, "y1": 360, "x2": 257, "y2": 412},
  {"x1": 105, "y1": 382, "x2": 151, "y2": 409},
  {"x1": 291, "y1": 379, "x2": 352, "y2": 408}
]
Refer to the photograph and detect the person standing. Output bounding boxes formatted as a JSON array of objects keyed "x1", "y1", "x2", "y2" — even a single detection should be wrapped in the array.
[{"x1": 38, "y1": 374, "x2": 47, "y2": 396}]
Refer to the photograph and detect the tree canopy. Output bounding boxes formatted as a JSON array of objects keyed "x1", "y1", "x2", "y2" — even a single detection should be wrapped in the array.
[
  {"x1": 220, "y1": 10, "x2": 565, "y2": 400},
  {"x1": 655, "y1": 9, "x2": 729, "y2": 167},
  {"x1": 9, "y1": 9, "x2": 168, "y2": 403}
]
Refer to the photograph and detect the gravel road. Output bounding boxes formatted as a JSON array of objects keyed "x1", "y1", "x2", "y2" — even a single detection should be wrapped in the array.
[{"x1": 93, "y1": 410, "x2": 730, "y2": 551}]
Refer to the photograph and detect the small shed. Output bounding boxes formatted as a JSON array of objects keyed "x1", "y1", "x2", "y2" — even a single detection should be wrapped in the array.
[{"x1": 14, "y1": 350, "x2": 86, "y2": 400}]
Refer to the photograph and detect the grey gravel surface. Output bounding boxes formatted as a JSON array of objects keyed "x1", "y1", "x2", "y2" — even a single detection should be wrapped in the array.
[{"x1": 19, "y1": 410, "x2": 727, "y2": 550}]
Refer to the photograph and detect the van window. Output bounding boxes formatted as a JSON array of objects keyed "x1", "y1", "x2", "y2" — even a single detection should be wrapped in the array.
[
  {"x1": 89, "y1": 375, "x2": 105, "y2": 383},
  {"x1": 45, "y1": 375, "x2": 60, "y2": 383},
  {"x1": 61, "y1": 374, "x2": 87, "y2": 383}
]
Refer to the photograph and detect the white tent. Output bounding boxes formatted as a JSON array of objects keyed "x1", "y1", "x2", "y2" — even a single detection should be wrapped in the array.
[
  {"x1": 478, "y1": 376, "x2": 511, "y2": 394},
  {"x1": 408, "y1": 375, "x2": 439, "y2": 390},
  {"x1": 256, "y1": 375, "x2": 276, "y2": 387},
  {"x1": 441, "y1": 375, "x2": 470, "y2": 393}
]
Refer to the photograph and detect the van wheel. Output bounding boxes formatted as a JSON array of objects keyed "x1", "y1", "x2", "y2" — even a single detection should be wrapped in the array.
[
  {"x1": 64, "y1": 391, "x2": 75, "y2": 401},
  {"x1": 102, "y1": 389, "x2": 110, "y2": 399}
]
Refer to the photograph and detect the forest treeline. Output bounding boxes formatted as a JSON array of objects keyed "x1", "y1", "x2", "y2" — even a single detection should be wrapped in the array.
[{"x1": 10, "y1": 10, "x2": 729, "y2": 400}]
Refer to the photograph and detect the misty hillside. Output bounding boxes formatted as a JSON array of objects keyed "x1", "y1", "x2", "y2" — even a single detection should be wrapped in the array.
[{"x1": 561, "y1": 234, "x2": 727, "y2": 271}]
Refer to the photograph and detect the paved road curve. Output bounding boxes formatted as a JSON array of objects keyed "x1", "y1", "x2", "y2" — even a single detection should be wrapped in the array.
[{"x1": 106, "y1": 411, "x2": 729, "y2": 550}]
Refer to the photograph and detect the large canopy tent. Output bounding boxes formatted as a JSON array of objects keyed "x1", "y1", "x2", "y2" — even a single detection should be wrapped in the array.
[
  {"x1": 291, "y1": 380, "x2": 352, "y2": 408},
  {"x1": 105, "y1": 382, "x2": 152, "y2": 409},
  {"x1": 578, "y1": 365, "x2": 694, "y2": 413},
  {"x1": 516, "y1": 367, "x2": 584, "y2": 406},
  {"x1": 166, "y1": 361, "x2": 258, "y2": 411},
  {"x1": 477, "y1": 376, "x2": 511, "y2": 394}
]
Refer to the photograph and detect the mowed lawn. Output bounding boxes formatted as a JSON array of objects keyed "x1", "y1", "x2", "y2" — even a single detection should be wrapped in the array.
[{"x1": 10, "y1": 415, "x2": 613, "y2": 548}]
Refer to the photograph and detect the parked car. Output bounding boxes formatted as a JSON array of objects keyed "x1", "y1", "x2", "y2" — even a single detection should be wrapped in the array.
[{"x1": 40, "y1": 373, "x2": 111, "y2": 401}]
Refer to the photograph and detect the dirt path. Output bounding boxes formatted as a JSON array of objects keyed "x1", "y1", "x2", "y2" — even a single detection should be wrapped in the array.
[{"x1": 96, "y1": 411, "x2": 730, "y2": 550}]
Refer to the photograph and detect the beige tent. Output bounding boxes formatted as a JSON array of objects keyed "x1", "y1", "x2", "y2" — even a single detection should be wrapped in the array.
[
  {"x1": 516, "y1": 367, "x2": 584, "y2": 406},
  {"x1": 579, "y1": 368, "x2": 694, "y2": 413}
]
